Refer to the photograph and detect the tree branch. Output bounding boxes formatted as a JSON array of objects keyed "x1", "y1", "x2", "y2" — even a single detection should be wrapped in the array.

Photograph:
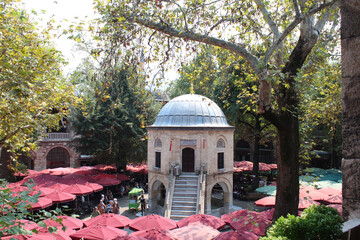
[
  {"x1": 264, "y1": 0, "x2": 338, "y2": 64},
  {"x1": 130, "y1": 16, "x2": 259, "y2": 70},
  {"x1": 254, "y1": 0, "x2": 280, "y2": 38}
]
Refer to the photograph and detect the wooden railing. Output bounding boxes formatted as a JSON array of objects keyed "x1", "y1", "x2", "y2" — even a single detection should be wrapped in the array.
[{"x1": 164, "y1": 163, "x2": 177, "y2": 218}]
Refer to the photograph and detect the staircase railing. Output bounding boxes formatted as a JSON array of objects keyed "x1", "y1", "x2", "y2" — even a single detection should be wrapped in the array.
[
  {"x1": 164, "y1": 163, "x2": 177, "y2": 218},
  {"x1": 196, "y1": 164, "x2": 206, "y2": 214}
]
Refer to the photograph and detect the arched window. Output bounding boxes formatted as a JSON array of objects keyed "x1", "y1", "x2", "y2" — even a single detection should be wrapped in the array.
[
  {"x1": 46, "y1": 147, "x2": 70, "y2": 169},
  {"x1": 154, "y1": 138, "x2": 162, "y2": 148},
  {"x1": 217, "y1": 138, "x2": 225, "y2": 148}
]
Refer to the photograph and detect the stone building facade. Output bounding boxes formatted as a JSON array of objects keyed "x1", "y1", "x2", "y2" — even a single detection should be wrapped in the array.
[{"x1": 147, "y1": 94, "x2": 234, "y2": 215}]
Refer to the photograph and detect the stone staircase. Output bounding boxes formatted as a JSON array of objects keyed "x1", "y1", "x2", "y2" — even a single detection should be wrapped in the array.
[{"x1": 170, "y1": 174, "x2": 199, "y2": 220}]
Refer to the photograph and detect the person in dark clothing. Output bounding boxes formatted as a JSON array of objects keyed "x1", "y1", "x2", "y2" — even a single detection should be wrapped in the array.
[{"x1": 140, "y1": 195, "x2": 146, "y2": 216}]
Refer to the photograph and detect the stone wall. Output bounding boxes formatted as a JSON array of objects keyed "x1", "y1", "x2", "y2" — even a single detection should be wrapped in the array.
[
  {"x1": 341, "y1": 0, "x2": 360, "y2": 220},
  {"x1": 33, "y1": 141, "x2": 80, "y2": 171}
]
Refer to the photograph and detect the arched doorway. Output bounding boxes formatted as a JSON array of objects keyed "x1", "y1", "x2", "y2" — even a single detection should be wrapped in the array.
[
  {"x1": 182, "y1": 147, "x2": 195, "y2": 172},
  {"x1": 46, "y1": 147, "x2": 70, "y2": 168},
  {"x1": 211, "y1": 183, "x2": 224, "y2": 209},
  {"x1": 150, "y1": 180, "x2": 166, "y2": 209}
]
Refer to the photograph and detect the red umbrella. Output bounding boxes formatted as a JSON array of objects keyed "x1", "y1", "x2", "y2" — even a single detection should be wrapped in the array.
[
  {"x1": 130, "y1": 228, "x2": 172, "y2": 240},
  {"x1": 323, "y1": 194, "x2": 343, "y2": 204},
  {"x1": 113, "y1": 236, "x2": 147, "y2": 240},
  {"x1": 129, "y1": 214, "x2": 177, "y2": 231},
  {"x1": 70, "y1": 225, "x2": 127, "y2": 240},
  {"x1": 259, "y1": 162, "x2": 271, "y2": 171},
  {"x1": 60, "y1": 178, "x2": 88, "y2": 185},
  {"x1": 267, "y1": 163, "x2": 277, "y2": 170},
  {"x1": 228, "y1": 214, "x2": 271, "y2": 236},
  {"x1": 29, "y1": 186, "x2": 55, "y2": 197},
  {"x1": 299, "y1": 189, "x2": 328, "y2": 201},
  {"x1": 85, "y1": 213, "x2": 131, "y2": 228},
  {"x1": 254, "y1": 196, "x2": 276, "y2": 207},
  {"x1": 177, "y1": 214, "x2": 226, "y2": 229},
  {"x1": 42, "y1": 216, "x2": 84, "y2": 230},
  {"x1": 45, "y1": 190, "x2": 76, "y2": 203},
  {"x1": 95, "y1": 177, "x2": 121, "y2": 186},
  {"x1": 27, "y1": 229, "x2": 72, "y2": 240},
  {"x1": 298, "y1": 199, "x2": 320, "y2": 210},
  {"x1": 260, "y1": 208, "x2": 275, "y2": 221},
  {"x1": 29, "y1": 197, "x2": 53, "y2": 210},
  {"x1": 221, "y1": 209, "x2": 263, "y2": 224},
  {"x1": 91, "y1": 173, "x2": 118, "y2": 180},
  {"x1": 62, "y1": 184, "x2": 93, "y2": 196},
  {"x1": 47, "y1": 167, "x2": 75, "y2": 176},
  {"x1": 233, "y1": 161, "x2": 253, "y2": 172},
  {"x1": 1, "y1": 219, "x2": 39, "y2": 233},
  {"x1": 62, "y1": 173, "x2": 96, "y2": 182},
  {"x1": 84, "y1": 182, "x2": 103, "y2": 192},
  {"x1": 1, "y1": 235, "x2": 27, "y2": 240},
  {"x1": 215, "y1": 230, "x2": 259, "y2": 240},
  {"x1": 168, "y1": 222, "x2": 220, "y2": 240},
  {"x1": 93, "y1": 164, "x2": 117, "y2": 172},
  {"x1": 114, "y1": 173, "x2": 130, "y2": 181},
  {"x1": 318, "y1": 187, "x2": 342, "y2": 196},
  {"x1": 42, "y1": 183, "x2": 69, "y2": 191}
]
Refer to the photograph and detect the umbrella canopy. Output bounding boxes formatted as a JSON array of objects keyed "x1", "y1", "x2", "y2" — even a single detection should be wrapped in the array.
[
  {"x1": 84, "y1": 182, "x2": 104, "y2": 192},
  {"x1": 167, "y1": 222, "x2": 220, "y2": 240},
  {"x1": 254, "y1": 196, "x2": 276, "y2": 207},
  {"x1": 113, "y1": 236, "x2": 147, "y2": 240},
  {"x1": 42, "y1": 216, "x2": 84, "y2": 230},
  {"x1": 95, "y1": 177, "x2": 121, "y2": 186},
  {"x1": 62, "y1": 184, "x2": 93, "y2": 196},
  {"x1": 29, "y1": 186, "x2": 55, "y2": 197},
  {"x1": 129, "y1": 214, "x2": 177, "y2": 231},
  {"x1": 260, "y1": 208, "x2": 275, "y2": 221},
  {"x1": 45, "y1": 190, "x2": 76, "y2": 203},
  {"x1": 114, "y1": 173, "x2": 130, "y2": 181},
  {"x1": 298, "y1": 199, "x2": 320, "y2": 210},
  {"x1": 317, "y1": 187, "x2": 342, "y2": 196},
  {"x1": 259, "y1": 162, "x2": 271, "y2": 171},
  {"x1": 323, "y1": 194, "x2": 343, "y2": 204},
  {"x1": 299, "y1": 189, "x2": 328, "y2": 201},
  {"x1": 255, "y1": 185, "x2": 277, "y2": 196},
  {"x1": 130, "y1": 229, "x2": 172, "y2": 240},
  {"x1": 267, "y1": 163, "x2": 277, "y2": 170},
  {"x1": 85, "y1": 213, "x2": 131, "y2": 228},
  {"x1": 42, "y1": 183, "x2": 69, "y2": 191},
  {"x1": 1, "y1": 235, "x2": 28, "y2": 240},
  {"x1": 62, "y1": 173, "x2": 96, "y2": 182},
  {"x1": 177, "y1": 214, "x2": 226, "y2": 230},
  {"x1": 29, "y1": 197, "x2": 53, "y2": 210},
  {"x1": 215, "y1": 230, "x2": 259, "y2": 240},
  {"x1": 1, "y1": 219, "x2": 39, "y2": 233},
  {"x1": 27, "y1": 229, "x2": 72, "y2": 240},
  {"x1": 70, "y1": 225, "x2": 127, "y2": 240},
  {"x1": 91, "y1": 173, "x2": 118, "y2": 180},
  {"x1": 228, "y1": 214, "x2": 271, "y2": 236},
  {"x1": 221, "y1": 209, "x2": 263, "y2": 224}
]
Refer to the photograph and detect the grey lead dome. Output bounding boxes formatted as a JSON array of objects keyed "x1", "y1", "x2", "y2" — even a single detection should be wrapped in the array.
[{"x1": 152, "y1": 94, "x2": 231, "y2": 127}]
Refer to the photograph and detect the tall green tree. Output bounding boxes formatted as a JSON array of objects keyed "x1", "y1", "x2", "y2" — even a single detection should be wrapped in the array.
[
  {"x1": 70, "y1": 64, "x2": 159, "y2": 169},
  {"x1": 0, "y1": 0, "x2": 74, "y2": 175},
  {"x1": 92, "y1": 0, "x2": 339, "y2": 219}
]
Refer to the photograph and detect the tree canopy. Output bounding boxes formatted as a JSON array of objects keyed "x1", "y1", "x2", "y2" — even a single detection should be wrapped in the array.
[
  {"x1": 70, "y1": 62, "x2": 159, "y2": 168},
  {"x1": 91, "y1": 0, "x2": 340, "y2": 219},
  {"x1": 0, "y1": 0, "x2": 74, "y2": 171}
]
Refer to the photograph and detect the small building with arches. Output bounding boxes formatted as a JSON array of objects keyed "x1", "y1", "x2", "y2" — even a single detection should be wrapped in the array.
[{"x1": 147, "y1": 94, "x2": 234, "y2": 219}]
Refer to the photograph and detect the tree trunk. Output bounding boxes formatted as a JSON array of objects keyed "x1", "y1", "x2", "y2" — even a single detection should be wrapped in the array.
[
  {"x1": 251, "y1": 116, "x2": 261, "y2": 190},
  {"x1": 273, "y1": 114, "x2": 300, "y2": 219}
]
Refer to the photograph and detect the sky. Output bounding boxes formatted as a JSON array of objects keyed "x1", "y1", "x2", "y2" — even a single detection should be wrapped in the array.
[{"x1": 21, "y1": 0, "x2": 97, "y2": 74}]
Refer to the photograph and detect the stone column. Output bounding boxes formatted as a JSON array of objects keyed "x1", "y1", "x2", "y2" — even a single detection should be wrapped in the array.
[{"x1": 341, "y1": 0, "x2": 360, "y2": 220}]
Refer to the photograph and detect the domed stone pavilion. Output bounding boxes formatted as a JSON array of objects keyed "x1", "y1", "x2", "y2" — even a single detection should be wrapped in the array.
[{"x1": 147, "y1": 94, "x2": 234, "y2": 219}]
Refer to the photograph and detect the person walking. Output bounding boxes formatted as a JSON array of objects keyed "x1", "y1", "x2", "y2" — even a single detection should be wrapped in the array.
[{"x1": 140, "y1": 195, "x2": 146, "y2": 216}]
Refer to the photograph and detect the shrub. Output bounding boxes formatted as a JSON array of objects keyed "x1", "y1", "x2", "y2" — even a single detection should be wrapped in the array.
[{"x1": 261, "y1": 205, "x2": 342, "y2": 240}]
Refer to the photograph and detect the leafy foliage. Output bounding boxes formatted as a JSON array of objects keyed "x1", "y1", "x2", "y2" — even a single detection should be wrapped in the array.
[
  {"x1": 0, "y1": 179, "x2": 62, "y2": 238},
  {"x1": 0, "y1": 0, "x2": 74, "y2": 167},
  {"x1": 261, "y1": 205, "x2": 343, "y2": 240}
]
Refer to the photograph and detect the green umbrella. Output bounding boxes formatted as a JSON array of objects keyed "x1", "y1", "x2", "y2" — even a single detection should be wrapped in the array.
[{"x1": 255, "y1": 185, "x2": 277, "y2": 196}]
